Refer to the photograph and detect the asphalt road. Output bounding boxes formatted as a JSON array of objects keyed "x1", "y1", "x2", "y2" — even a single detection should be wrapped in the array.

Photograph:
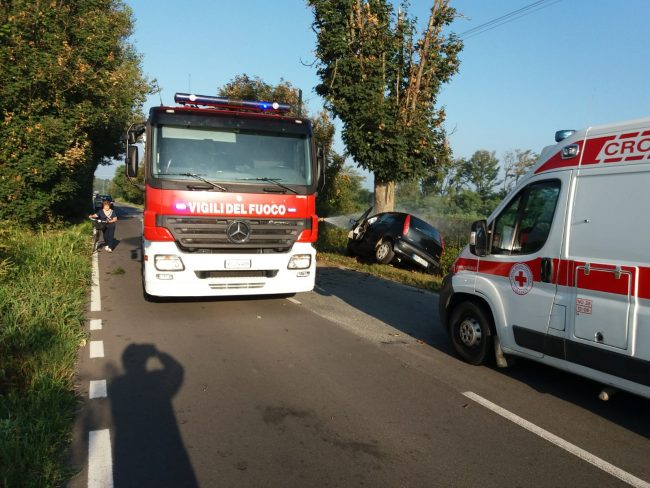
[{"x1": 70, "y1": 204, "x2": 650, "y2": 488}]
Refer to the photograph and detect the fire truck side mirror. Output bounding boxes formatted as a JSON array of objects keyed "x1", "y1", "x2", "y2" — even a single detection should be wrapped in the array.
[
  {"x1": 317, "y1": 146, "x2": 326, "y2": 190},
  {"x1": 126, "y1": 145, "x2": 139, "y2": 178},
  {"x1": 469, "y1": 219, "x2": 488, "y2": 257}
]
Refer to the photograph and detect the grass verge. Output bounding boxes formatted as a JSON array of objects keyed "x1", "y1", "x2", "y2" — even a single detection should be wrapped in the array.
[
  {"x1": 317, "y1": 252, "x2": 444, "y2": 292},
  {"x1": 0, "y1": 223, "x2": 90, "y2": 487}
]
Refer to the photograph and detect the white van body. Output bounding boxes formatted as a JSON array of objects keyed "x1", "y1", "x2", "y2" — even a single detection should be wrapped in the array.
[{"x1": 439, "y1": 117, "x2": 650, "y2": 399}]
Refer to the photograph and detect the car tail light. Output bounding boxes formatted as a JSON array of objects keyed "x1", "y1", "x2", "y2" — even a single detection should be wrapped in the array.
[
  {"x1": 441, "y1": 234, "x2": 445, "y2": 251},
  {"x1": 402, "y1": 214, "x2": 411, "y2": 236}
]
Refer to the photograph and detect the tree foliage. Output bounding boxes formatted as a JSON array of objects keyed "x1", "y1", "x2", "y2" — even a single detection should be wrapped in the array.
[
  {"x1": 218, "y1": 74, "x2": 307, "y2": 117},
  {"x1": 458, "y1": 150, "x2": 501, "y2": 199},
  {"x1": 502, "y1": 149, "x2": 537, "y2": 192},
  {"x1": 309, "y1": 0, "x2": 462, "y2": 212},
  {"x1": 0, "y1": 0, "x2": 151, "y2": 226}
]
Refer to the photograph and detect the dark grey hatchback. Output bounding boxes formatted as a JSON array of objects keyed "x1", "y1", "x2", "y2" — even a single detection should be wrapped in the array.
[{"x1": 346, "y1": 208, "x2": 444, "y2": 273}]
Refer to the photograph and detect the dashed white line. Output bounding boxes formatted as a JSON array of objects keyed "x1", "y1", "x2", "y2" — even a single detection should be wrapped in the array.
[
  {"x1": 89, "y1": 380, "x2": 107, "y2": 399},
  {"x1": 89, "y1": 319, "x2": 102, "y2": 331},
  {"x1": 88, "y1": 430, "x2": 113, "y2": 488},
  {"x1": 314, "y1": 285, "x2": 327, "y2": 293},
  {"x1": 90, "y1": 253, "x2": 101, "y2": 312},
  {"x1": 463, "y1": 391, "x2": 650, "y2": 488},
  {"x1": 286, "y1": 297, "x2": 302, "y2": 305},
  {"x1": 89, "y1": 341, "x2": 104, "y2": 359}
]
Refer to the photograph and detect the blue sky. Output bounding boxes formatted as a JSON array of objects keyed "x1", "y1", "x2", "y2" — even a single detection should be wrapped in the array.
[{"x1": 96, "y1": 0, "x2": 650, "y2": 185}]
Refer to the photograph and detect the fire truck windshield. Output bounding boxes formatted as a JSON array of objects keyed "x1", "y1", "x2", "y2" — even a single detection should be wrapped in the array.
[{"x1": 152, "y1": 125, "x2": 312, "y2": 186}]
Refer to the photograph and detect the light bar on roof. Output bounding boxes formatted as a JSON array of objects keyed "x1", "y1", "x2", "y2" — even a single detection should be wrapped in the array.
[{"x1": 174, "y1": 93, "x2": 291, "y2": 113}]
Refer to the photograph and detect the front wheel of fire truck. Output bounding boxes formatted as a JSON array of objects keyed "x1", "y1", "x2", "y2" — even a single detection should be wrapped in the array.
[{"x1": 449, "y1": 301, "x2": 493, "y2": 365}]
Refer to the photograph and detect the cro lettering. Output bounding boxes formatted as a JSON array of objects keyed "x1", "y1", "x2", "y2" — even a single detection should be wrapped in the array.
[{"x1": 603, "y1": 137, "x2": 650, "y2": 157}]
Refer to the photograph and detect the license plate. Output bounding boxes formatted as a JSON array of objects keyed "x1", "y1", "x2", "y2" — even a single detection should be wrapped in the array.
[
  {"x1": 412, "y1": 254, "x2": 428, "y2": 267},
  {"x1": 225, "y1": 259, "x2": 251, "y2": 269}
]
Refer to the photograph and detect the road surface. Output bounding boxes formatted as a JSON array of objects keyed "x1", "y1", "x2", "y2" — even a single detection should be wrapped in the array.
[{"x1": 70, "y1": 204, "x2": 650, "y2": 487}]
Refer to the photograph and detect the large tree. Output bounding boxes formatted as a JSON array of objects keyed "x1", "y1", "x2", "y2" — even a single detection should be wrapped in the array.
[
  {"x1": 0, "y1": 0, "x2": 151, "y2": 225},
  {"x1": 309, "y1": 0, "x2": 462, "y2": 212},
  {"x1": 459, "y1": 150, "x2": 501, "y2": 199}
]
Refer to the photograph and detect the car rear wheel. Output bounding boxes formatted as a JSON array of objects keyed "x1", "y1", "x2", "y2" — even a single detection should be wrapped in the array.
[
  {"x1": 449, "y1": 301, "x2": 492, "y2": 365},
  {"x1": 375, "y1": 240, "x2": 395, "y2": 264}
]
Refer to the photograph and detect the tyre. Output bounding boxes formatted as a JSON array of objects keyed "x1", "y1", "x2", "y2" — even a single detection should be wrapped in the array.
[
  {"x1": 449, "y1": 301, "x2": 493, "y2": 365},
  {"x1": 375, "y1": 240, "x2": 395, "y2": 264}
]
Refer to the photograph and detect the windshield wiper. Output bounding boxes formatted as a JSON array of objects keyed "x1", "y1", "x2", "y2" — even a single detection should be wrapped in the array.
[
  {"x1": 236, "y1": 177, "x2": 298, "y2": 194},
  {"x1": 159, "y1": 173, "x2": 228, "y2": 192}
]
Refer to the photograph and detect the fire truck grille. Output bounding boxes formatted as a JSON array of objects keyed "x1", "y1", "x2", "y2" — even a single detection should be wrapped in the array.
[
  {"x1": 159, "y1": 216, "x2": 307, "y2": 252},
  {"x1": 195, "y1": 270, "x2": 278, "y2": 279}
]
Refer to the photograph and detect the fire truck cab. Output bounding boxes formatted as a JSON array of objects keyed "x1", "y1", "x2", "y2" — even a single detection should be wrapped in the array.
[
  {"x1": 126, "y1": 93, "x2": 322, "y2": 298},
  {"x1": 439, "y1": 117, "x2": 650, "y2": 399}
]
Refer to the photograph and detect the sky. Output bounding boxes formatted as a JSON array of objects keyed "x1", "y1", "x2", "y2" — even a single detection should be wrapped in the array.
[{"x1": 96, "y1": 0, "x2": 650, "y2": 186}]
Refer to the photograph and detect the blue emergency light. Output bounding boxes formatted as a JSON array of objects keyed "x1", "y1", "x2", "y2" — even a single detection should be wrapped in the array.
[{"x1": 174, "y1": 93, "x2": 291, "y2": 113}]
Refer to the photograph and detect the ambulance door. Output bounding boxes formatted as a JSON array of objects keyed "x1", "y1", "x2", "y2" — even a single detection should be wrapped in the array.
[
  {"x1": 567, "y1": 165, "x2": 647, "y2": 354},
  {"x1": 476, "y1": 173, "x2": 570, "y2": 356}
]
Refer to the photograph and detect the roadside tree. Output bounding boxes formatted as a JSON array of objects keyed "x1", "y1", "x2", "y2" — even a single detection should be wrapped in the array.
[
  {"x1": 309, "y1": 0, "x2": 462, "y2": 213},
  {"x1": 0, "y1": 0, "x2": 151, "y2": 226}
]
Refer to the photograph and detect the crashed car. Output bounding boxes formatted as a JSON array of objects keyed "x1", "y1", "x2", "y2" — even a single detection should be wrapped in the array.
[{"x1": 347, "y1": 208, "x2": 444, "y2": 273}]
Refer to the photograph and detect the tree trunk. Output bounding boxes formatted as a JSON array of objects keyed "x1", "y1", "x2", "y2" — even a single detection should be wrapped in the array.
[{"x1": 374, "y1": 177, "x2": 395, "y2": 213}]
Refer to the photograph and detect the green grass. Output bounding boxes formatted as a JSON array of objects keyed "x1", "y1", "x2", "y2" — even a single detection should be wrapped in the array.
[
  {"x1": 317, "y1": 252, "x2": 444, "y2": 292},
  {"x1": 0, "y1": 223, "x2": 91, "y2": 487}
]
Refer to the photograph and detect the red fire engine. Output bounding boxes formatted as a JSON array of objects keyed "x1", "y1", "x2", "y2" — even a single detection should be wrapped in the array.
[{"x1": 126, "y1": 93, "x2": 322, "y2": 299}]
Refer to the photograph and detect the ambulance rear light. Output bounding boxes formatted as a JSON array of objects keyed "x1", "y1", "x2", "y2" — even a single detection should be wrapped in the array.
[
  {"x1": 555, "y1": 129, "x2": 576, "y2": 142},
  {"x1": 174, "y1": 93, "x2": 291, "y2": 113}
]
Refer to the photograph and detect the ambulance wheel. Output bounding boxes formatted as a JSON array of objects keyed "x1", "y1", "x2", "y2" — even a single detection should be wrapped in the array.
[{"x1": 449, "y1": 301, "x2": 492, "y2": 365}]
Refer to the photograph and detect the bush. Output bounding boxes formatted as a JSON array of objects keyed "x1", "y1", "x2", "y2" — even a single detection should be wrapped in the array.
[
  {"x1": 439, "y1": 242, "x2": 464, "y2": 276},
  {"x1": 316, "y1": 223, "x2": 349, "y2": 252}
]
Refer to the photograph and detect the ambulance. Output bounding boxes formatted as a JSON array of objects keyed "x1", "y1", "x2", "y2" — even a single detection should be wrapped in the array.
[{"x1": 439, "y1": 117, "x2": 650, "y2": 399}]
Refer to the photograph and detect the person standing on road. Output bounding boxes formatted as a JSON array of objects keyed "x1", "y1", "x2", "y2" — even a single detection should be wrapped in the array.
[{"x1": 90, "y1": 198, "x2": 118, "y2": 252}]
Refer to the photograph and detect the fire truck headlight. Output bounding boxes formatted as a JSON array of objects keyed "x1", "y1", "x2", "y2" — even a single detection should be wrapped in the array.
[
  {"x1": 288, "y1": 254, "x2": 312, "y2": 270},
  {"x1": 154, "y1": 255, "x2": 185, "y2": 271}
]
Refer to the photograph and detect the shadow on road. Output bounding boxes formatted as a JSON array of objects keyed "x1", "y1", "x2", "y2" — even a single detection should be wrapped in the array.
[
  {"x1": 108, "y1": 344, "x2": 198, "y2": 487},
  {"x1": 314, "y1": 265, "x2": 455, "y2": 355}
]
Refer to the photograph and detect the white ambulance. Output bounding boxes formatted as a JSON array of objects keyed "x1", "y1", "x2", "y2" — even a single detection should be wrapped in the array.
[{"x1": 439, "y1": 117, "x2": 650, "y2": 399}]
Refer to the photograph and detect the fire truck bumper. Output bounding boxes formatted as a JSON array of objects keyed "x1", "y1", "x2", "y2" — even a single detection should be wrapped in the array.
[{"x1": 142, "y1": 241, "x2": 317, "y2": 297}]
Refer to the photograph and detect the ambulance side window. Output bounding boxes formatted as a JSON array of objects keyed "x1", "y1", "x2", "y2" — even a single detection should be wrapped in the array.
[{"x1": 491, "y1": 180, "x2": 560, "y2": 255}]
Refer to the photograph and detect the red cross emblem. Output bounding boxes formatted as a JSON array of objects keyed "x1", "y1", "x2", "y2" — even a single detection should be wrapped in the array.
[{"x1": 509, "y1": 263, "x2": 533, "y2": 295}]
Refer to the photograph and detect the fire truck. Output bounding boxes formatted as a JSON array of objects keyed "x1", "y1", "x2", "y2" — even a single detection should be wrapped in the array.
[
  {"x1": 439, "y1": 117, "x2": 650, "y2": 399},
  {"x1": 125, "y1": 93, "x2": 323, "y2": 299}
]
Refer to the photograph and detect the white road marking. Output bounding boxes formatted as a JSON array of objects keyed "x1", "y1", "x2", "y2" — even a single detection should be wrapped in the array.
[
  {"x1": 89, "y1": 380, "x2": 107, "y2": 399},
  {"x1": 89, "y1": 341, "x2": 104, "y2": 359},
  {"x1": 88, "y1": 429, "x2": 113, "y2": 488},
  {"x1": 314, "y1": 285, "x2": 327, "y2": 293},
  {"x1": 463, "y1": 391, "x2": 650, "y2": 488},
  {"x1": 90, "y1": 319, "x2": 102, "y2": 331},
  {"x1": 287, "y1": 297, "x2": 301, "y2": 305},
  {"x1": 91, "y1": 253, "x2": 101, "y2": 312}
]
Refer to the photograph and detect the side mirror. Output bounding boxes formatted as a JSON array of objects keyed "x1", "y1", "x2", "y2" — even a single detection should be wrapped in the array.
[
  {"x1": 469, "y1": 219, "x2": 488, "y2": 257},
  {"x1": 317, "y1": 146, "x2": 326, "y2": 191},
  {"x1": 126, "y1": 145, "x2": 139, "y2": 178}
]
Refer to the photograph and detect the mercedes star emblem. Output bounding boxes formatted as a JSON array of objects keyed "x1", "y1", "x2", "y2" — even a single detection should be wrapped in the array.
[{"x1": 227, "y1": 220, "x2": 251, "y2": 243}]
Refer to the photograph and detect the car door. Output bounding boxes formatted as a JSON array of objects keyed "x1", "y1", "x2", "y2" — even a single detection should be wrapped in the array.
[{"x1": 475, "y1": 174, "x2": 570, "y2": 357}]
